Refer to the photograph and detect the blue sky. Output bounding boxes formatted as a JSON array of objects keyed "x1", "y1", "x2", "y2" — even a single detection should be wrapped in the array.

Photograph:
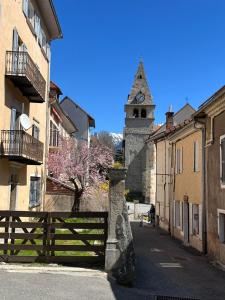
[{"x1": 51, "y1": 0, "x2": 225, "y2": 133}]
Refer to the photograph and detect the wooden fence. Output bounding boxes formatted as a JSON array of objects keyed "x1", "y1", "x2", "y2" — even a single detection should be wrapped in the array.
[{"x1": 0, "y1": 210, "x2": 108, "y2": 265}]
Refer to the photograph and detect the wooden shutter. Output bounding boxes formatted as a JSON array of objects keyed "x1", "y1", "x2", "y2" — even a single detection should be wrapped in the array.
[
  {"x1": 22, "y1": 0, "x2": 29, "y2": 17},
  {"x1": 29, "y1": 177, "x2": 41, "y2": 207},
  {"x1": 46, "y1": 43, "x2": 51, "y2": 61},
  {"x1": 180, "y1": 147, "x2": 183, "y2": 173},
  {"x1": 10, "y1": 108, "x2": 17, "y2": 130},
  {"x1": 221, "y1": 138, "x2": 225, "y2": 184},
  {"x1": 29, "y1": 177, "x2": 35, "y2": 207},
  {"x1": 189, "y1": 203, "x2": 193, "y2": 235},
  {"x1": 12, "y1": 28, "x2": 19, "y2": 51},
  {"x1": 34, "y1": 13, "x2": 41, "y2": 38},
  {"x1": 32, "y1": 125, "x2": 40, "y2": 140},
  {"x1": 199, "y1": 204, "x2": 202, "y2": 240}
]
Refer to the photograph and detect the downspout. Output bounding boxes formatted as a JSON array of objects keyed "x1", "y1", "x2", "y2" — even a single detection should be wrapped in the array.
[
  {"x1": 164, "y1": 138, "x2": 167, "y2": 229},
  {"x1": 194, "y1": 120, "x2": 207, "y2": 254},
  {"x1": 43, "y1": 56, "x2": 51, "y2": 212}
]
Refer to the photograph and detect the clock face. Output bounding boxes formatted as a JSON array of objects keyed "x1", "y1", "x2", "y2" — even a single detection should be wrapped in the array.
[{"x1": 135, "y1": 92, "x2": 145, "y2": 103}]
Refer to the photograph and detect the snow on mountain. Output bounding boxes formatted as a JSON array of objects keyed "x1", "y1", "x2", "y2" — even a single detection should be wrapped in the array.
[{"x1": 110, "y1": 133, "x2": 123, "y2": 150}]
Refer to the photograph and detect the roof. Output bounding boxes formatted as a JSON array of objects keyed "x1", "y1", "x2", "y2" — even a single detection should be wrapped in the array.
[
  {"x1": 37, "y1": 0, "x2": 62, "y2": 40},
  {"x1": 148, "y1": 103, "x2": 195, "y2": 142},
  {"x1": 60, "y1": 97, "x2": 95, "y2": 128},
  {"x1": 46, "y1": 176, "x2": 75, "y2": 192},
  {"x1": 50, "y1": 81, "x2": 63, "y2": 96},
  {"x1": 50, "y1": 98, "x2": 78, "y2": 134},
  {"x1": 194, "y1": 85, "x2": 225, "y2": 118}
]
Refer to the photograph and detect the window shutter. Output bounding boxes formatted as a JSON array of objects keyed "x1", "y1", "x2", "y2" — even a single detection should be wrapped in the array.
[
  {"x1": 199, "y1": 204, "x2": 202, "y2": 240},
  {"x1": 180, "y1": 147, "x2": 183, "y2": 173},
  {"x1": 221, "y1": 139, "x2": 225, "y2": 183},
  {"x1": 22, "y1": 0, "x2": 29, "y2": 17},
  {"x1": 173, "y1": 200, "x2": 176, "y2": 226},
  {"x1": 29, "y1": 178, "x2": 35, "y2": 207},
  {"x1": 34, "y1": 13, "x2": 41, "y2": 38},
  {"x1": 12, "y1": 28, "x2": 19, "y2": 51},
  {"x1": 46, "y1": 43, "x2": 51, "y2": 61},
  {"x1": 36, "y1": 178, "x2": 41, "y2": 204},
  {"x1": 189, "y1": 203, "x2": 193, "y2": 235}
]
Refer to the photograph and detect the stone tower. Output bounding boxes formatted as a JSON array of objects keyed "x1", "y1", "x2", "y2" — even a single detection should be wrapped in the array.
[{"x1": 124, "y1": 62, "x2": 155, "y2": 203}]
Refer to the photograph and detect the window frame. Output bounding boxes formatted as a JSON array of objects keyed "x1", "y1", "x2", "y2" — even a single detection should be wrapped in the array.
[
  {"x1": 175, "y1": 201, "x2": 181, "y2": 228},
  {"x1": 192, "y1": 204, "x2": 200, "y2": 236},
  {"x1": 29, "y1": 176, "x2": 41, "y2": 208},
  {"x1": 220, "y1": 135, "x2": 225, "y2": 188},
  {"x1": 193, "y1": 141, "x2": 199, "y2": 172},
  {"x1": 218, "y1": 209, "x2": 225, "y2": 244}
]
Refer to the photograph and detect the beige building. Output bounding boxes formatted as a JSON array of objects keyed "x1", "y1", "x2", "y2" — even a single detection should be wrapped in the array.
[
  {"x1": 169, "y1": 122, "x2": 204, "y2": 253},
  {"x1": 0, "y1": 0, "x2": 62, "y2": 211},
  {"x1": 149, "y1": 104, "x2": 195, "y2": 232}
]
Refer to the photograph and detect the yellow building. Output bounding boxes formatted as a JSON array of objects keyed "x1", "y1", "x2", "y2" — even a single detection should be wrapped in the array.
[
  {"x1": 169, "y1": 121, "x2": 204, "y2": 252},
  {"x1": 0, "y1": 0, "x2": 62, "y2": 211}
]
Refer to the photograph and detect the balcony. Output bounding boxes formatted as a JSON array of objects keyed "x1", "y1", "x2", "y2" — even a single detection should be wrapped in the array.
[
  {"x1": 0, "y1": 130, "x2": 44, "y2": 165},
  {"x1": 5, "y1": 51, "x2": 46, "y2": 103}
]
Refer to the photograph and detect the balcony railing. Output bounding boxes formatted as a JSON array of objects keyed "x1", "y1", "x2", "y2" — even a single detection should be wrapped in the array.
[
  {"x1": 0, "y1": 130, "x2": 44, "y2": 165},
  {"x1": 5, "y1": 51, "x2": 46, "y2": 103}
]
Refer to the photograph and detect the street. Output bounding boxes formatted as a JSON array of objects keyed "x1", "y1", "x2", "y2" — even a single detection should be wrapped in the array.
[{"x1": 0, "y1": 222, "x2": 225, "y2": 299}]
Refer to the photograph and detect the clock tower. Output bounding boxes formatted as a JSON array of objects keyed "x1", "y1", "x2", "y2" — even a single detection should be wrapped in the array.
[{"x1": 124, "y1": 61, "x2": 155, "y2": 203}]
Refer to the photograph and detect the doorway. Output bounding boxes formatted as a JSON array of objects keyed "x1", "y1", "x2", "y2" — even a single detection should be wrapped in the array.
[{"x1": 183, "y1": 199, "x2": 189, "y2": 244}]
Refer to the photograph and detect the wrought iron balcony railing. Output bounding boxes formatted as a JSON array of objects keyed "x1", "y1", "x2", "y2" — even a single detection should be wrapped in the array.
[
  {"x1": 5, "y1": 51, "x2": 46, "y2": 103},
  {"x1": 0, "y1": 130, "x2": 44, "y2": 165}
]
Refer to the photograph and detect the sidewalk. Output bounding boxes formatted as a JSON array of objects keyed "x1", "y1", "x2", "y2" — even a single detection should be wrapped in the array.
[{"x1": 131, "y1": 222, "x2": 225, "y2": 300}]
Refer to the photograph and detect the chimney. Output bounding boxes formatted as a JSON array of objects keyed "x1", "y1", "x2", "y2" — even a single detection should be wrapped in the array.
[{"x1": 166, "y1": 105, "x2": 174, "y2": 130}]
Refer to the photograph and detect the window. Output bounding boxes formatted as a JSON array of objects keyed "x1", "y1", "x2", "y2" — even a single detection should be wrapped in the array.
[
  {"x1": 50, "y1": 121, "x2": 59, "y2": 147},
  {"x1": 141, "y1": 109, "x2": 146, "y2": 118},
  {"x1": 133, "y1": 109, "x2": 139, "y2": 118},
  {"x1": 22, "y1": 0, "x2": 50, "y2": 61},
  {"x1": 176, "y1": 148, "x2": 183, "y2": 174},
  {"x1": 29, "y1": 176, "x2": 41, "y2": 207},
  {"x1": 175, "y1": 201, "x2": 181, "y2": 227},
  {"x1": 192, "y1": 204, "x2": 199, "y2": 235},
  {"x1": 28, "y1": 0, "x2": 35, "y2": 27},
  {"x1": 194, "y1": 141, "x2": 199, "y2": 172},
  {"x1": 32, "y1": 124, "x2": 40, "y2": 140},
  {"x1": 220, "y1": 135, "x2": 225, "y2": 187},
  {"x1": 218, "y1": 210, "x2": 225, "y2": 243}
]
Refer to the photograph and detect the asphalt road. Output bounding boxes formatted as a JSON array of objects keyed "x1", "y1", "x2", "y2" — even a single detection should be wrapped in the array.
[{"x1": 0, "y1": 222, "x2": 225, "y2": 299}]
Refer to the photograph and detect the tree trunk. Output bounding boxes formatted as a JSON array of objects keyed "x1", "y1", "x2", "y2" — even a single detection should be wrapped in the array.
[{"x1": 71, "y1": 178, "x2": 83, "y2": 212}]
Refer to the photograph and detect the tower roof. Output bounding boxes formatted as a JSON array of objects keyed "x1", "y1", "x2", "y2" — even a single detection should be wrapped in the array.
[{"x1": 127, "y1": 61, "x2": 153, "y2": 105}]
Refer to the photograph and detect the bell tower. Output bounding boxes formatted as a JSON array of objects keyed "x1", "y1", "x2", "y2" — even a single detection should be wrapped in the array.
[{"x1": 124, "y1": 61, "x2": 155, "y2": 203}]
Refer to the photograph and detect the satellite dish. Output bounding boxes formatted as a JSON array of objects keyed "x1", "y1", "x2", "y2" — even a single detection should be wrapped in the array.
[{"x1": 20, "y1": 114, "x2": 32, "y2": 131}]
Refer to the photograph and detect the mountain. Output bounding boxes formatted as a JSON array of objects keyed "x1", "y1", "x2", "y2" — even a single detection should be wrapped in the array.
[{"x1": 110, "y1": 133, "x2": 123, "y2": 150}]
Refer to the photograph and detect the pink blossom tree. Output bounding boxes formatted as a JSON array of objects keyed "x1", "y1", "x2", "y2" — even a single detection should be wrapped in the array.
[{"x1": 48, "y1": 136, "x2": 114, "y2": 211}]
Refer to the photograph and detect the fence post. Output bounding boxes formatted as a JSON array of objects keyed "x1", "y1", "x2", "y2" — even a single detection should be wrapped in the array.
[{"x1": 105, "y1": 168, "x2": 135, "y2": 286}]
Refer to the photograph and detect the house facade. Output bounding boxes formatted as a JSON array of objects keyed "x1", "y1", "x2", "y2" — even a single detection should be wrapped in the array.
[
  {"x1": 194, "y1": 85, "x2": 225, "y2": 264},
  {"x1": 0, "y1": 0, "x2": 61, "y2": 211},
  {"x1": 149, "y1": 104, "x2": 195, "y2": 232},
  {"x1": 49, "y1": 82, "x2": 77, "y2": 150},
  {"x1": 169, "y1": 121, "x2": 204, "y2": 253},
  {"x1": 60, "y1": 96, "x2": 95, "y2": 147}
]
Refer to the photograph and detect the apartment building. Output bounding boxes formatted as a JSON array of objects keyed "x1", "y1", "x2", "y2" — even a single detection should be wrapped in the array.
[{"x1": 0, "y1": 0, "x2": 62, "y2": 210}]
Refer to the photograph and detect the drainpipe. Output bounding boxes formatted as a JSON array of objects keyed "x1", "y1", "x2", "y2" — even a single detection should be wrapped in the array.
[
  {"x1": 194, "y1": 120, "x2": 207, "y2": 254},
  {"x1": 43, "y1": 57, "x2": 51, "y2": 212}
]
